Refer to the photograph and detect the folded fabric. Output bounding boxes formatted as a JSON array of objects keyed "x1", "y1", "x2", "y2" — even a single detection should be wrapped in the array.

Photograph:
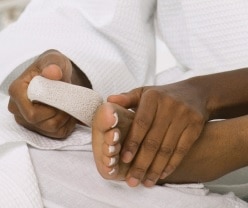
[
  {"x1": 0, "y1": 96, "x2": 92, "y2": 151},
  {"x1": 29, "y1": 146, "x2": 248, "y2": 208},
  {"x1": 0, "y1": 142, "x2": 43, "y2": 208}
]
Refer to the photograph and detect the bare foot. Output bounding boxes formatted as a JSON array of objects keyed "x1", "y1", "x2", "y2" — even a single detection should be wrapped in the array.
[
  {"x1": 92, "y1": 102, "x2": 248, "y2": 186},
  {"x1": 92, "y1": 102, "x2": 134, "y2": 180}
]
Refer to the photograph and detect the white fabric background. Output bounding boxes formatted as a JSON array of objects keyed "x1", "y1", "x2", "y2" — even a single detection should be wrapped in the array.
[{"x1": 0, "y1": 0, "x2": 248, "y2": 207}]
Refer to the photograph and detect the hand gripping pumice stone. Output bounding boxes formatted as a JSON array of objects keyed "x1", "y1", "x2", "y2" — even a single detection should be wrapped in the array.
[{"x1": 27, "y1": 76, "x2": 103, "y2": 127}]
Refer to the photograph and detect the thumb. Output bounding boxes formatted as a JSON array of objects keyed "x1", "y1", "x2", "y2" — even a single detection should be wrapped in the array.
[
  {"x1": 107, "y1": 87, "x2": 143, "y2": 109},
  {"x1": 36, "y1": 50, "x2": 72, "y2": 83},
  {"x1": 41, "y1": 64, "x2": 63, "y2": 81}
]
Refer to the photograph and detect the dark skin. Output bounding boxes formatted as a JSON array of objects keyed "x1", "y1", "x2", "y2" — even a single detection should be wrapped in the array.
[
  {"x1": 91, "y1": 101, "x2": 248, "y2": 187},
  {"x1": 101, "y1": 68, "x2": 248, "y2": 187},
  {"x1": 160, "y1": 115, "x2": 248, "y2": 184},
  {"x1": 8, "y1": 49, "x2": 91, "y2": 139}
]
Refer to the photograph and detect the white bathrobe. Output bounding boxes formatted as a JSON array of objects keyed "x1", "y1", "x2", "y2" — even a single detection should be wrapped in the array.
[{"x1": 0, "y1": 0, "x2": 248, "y2": 207}]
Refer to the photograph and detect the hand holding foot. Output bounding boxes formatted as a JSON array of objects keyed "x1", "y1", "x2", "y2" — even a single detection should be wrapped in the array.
[{"x1": 92, "y1": 102, "x2": 248, "y2": 187}]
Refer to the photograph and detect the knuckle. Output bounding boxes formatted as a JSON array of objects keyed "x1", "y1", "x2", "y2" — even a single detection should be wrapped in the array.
[
  {"x1": 14, "y1": 116, "x2": 23, "y2": 125},
  {"x1": 8, "y1": 84, "x2": 15, "y2": 96},
  {"x1": 135, "y1": 118, "x2": 149, "y2": 130},
  {"x1": 46, "y1": 119, "x2": 61, "y2": 131},
  {"x1": 174, "y1": 146, "x2": 189, "y2": 156},
  {"x1": 143, "y1": 138, "x2": 160, "y2": 152},
  {"x1": 126, "y1": 139, "x2": 140, "y2": 150},
  {"x1": 145, "y1": 89, "x2": 161, "y2": 99},
  {"x1": 158, "y1": 145, "x2": 174, "y2": 157},
  {"x1": 146, "y1": 171, "x2": 160, "y2": 181},
  {"x1": 131, "y1": 167, "x2": 146, "y2": 178},
  {"x1": 8, "y1": 80, "x2": 20, "y2": 97},
  {"x1": 25, "y1": 110, "x2": 37, "y2": 124},
  {"x1": 177, "y1": 103, "x2": 189, "y2": 115},
  {"x1": 57, "y1": 127, "x2": 71, "y2": 139},
  {"x1": 192, "y1": 113, "x2": 205, "y2": 124},
  {"x1": 8, "y1": 102, "x2": 15, "y2": 114}
]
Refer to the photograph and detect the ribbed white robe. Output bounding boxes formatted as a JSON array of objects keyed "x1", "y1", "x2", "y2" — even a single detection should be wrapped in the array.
[{"x1": 0, "y1": 0, "x2": 248, "y2": 207}]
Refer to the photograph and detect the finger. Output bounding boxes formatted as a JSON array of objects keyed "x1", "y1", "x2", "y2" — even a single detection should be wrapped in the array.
[
  {"x1": 9, "y1": 79, "x2": 57, "y2": 124},
  {"x1": 41, "y1": 64, "x2": 63, "y2": 81},
  {"x1": 36, "y1": 50, "x2": 72, "y2": 82},
  {"x1": 161, "y1": 124, "x2": 202, "y2": 179},
  {"x1": 107, "y1": 87, "x2": 143, "y2": 109},
  {"x1": 125, "y1": 109, "x2": 170, "y2": 187},
  {"x1": 41, "y1": 116, "x2": 77, "y2": 139},
  {"x1": 121, "y1": 90, "x2": 158, "y2": 164},
  {"x1": 142, "y1": 117, "x2": 188, "y2": 186},
  {"x1": 15, "y1": 114, "x2": 76, "y2": 139},
  {"x1": 34, "y1": 111, "x2": 73, "y2": 133},
  {"x1": 8, "y1": 98, "x2": 22, "y2": 117}
]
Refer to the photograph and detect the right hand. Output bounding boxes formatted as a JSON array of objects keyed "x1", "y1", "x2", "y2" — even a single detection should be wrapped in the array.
[
  {"x1": 8, "y1": 49, "x2": 78, "y2": 139},
  {"x1": 108, "y1": 81, "x2": 209, "y2": 187}
]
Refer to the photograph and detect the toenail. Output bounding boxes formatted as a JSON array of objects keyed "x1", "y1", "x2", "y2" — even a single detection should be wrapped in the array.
[
  {"x1": 109, "y1": 145, "x2": 115, "y2": 153},
  {"x1": 111, "y1": 112, "x2": 118, "y2": 128},
  {"x1": 113, "y1": 131, "x2": 119, "y2": 142},
  {"x1": 109, "y1": 157, "x2": 116, "y2": 166},
  {"x1": 108, "y1": 168, "x2": 116, "y2": 175}
]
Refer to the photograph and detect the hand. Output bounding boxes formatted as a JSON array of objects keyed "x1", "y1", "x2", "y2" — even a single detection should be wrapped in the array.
[
  {"x1": 108, "y1": 80, "x2": 209, "y2": 187},
  {"x1": 8, "y1": 49, "x2": 79, "y2": 139}
]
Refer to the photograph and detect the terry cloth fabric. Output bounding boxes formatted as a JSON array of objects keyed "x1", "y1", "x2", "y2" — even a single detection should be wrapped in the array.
[
  {"x1": 0, "y1": 0, "x2": 248, "y2": 207},
  {"x1": 0, "y1": 143, "x2": 43, "y2": 208},
  {"x1": 29, "y1": 146, "x2": 248, "y2": 208}
]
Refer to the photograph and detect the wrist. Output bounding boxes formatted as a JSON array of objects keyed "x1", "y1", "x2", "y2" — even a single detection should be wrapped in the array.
[
  {"x1": 184, "y1": 76, "x2": 211, "y2": 120},
  {"x1": 188, "y1": 69, "x2": 248, "y2": 119}
]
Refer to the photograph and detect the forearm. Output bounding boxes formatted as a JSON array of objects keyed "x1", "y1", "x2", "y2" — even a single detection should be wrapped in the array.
[
  {"x1": 187, "y1": 68, "x2": 248, "y2": 119},
  {"x1": 158, "y1": 115, "x2": 248, "y2": 184}
]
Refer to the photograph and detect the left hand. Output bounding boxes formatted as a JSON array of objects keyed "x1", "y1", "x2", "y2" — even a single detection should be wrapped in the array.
[
  {"x1": 108, "y1": 80, "x2": 209, "y2": 187},
  {"x1": 8, "y1": 50, "x2": 77, "y2": 139}
]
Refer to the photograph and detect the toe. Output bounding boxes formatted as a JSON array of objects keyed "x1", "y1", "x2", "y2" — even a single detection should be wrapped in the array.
[
  {"x1": 103, "y1": 155, "x2": 119, "y2": 167},
  {"x1": 104, "y1": 129, "x2": 120, "y2": 145},
  {"x1": 102, "y1": 143, "x2": 121, "y2": 157},
  {"x1": 94, "y1": 103, "x2": 119, "y2": 132}
]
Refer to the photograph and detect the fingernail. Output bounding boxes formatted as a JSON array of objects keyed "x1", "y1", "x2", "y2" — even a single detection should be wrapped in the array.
[
  {"x1": 111, "y1": 112, "x2": 118, "y2": 128},
  {"x1": 144, "y1": 179, "x2": 155, "y2": 187},
  {"x1": 108, "y1": 168, "x2": 116, "y2": 175},
  {"x1": 109, "y1": 145, "x2": 115, "y2": 154},
  {"x1": 109, "y1": 157, "x2": 116, "y2": 166},
  {"x1": 160, "y1": 172, "x2": 169, "y2": 179},
  {"x1": 113, "y1": 131, "x2": 119, "y2": 142},
  {"x1": 160, "y1": 166, "x2": 175, "y2": 179},
  {"x1": 128, "y1": 177, "x2": 140, "y2": 187},
  {"x1": 122, "y1": 151, "x2": 133, "y2": 163}
]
